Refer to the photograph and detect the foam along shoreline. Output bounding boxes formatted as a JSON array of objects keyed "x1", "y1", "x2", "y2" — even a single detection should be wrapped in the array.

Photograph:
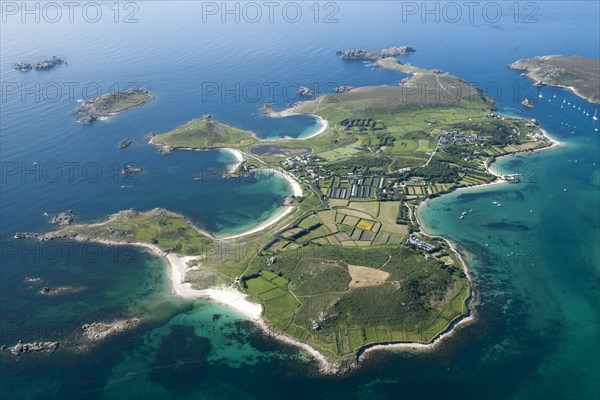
[{"x1": 217, "y1": 169, "x2": 303, "y2": 240}]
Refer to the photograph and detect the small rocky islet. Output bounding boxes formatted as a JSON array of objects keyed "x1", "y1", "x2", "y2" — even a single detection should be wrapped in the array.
[{"x1": 12, "y1": 56, "x2": 66, "y2": 71}]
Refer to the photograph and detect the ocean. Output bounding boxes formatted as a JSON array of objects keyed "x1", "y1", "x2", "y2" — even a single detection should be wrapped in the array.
[{"x1": 1, "y1": 1, "x2": 599, "y2": 399}]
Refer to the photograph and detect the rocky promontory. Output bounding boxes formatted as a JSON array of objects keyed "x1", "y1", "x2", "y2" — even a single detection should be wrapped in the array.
[
  {"x1": 297, "y1": 86, "x2": 315, "y2": 96},
  {"x1": 336, "y1": 46, "x2": 415, "y2": 60},
  {"x1": 49, "y1": 211, "x2": 74, "y2": 227}
]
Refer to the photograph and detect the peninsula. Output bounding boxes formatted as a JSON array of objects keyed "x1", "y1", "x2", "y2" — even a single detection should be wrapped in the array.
[
  {"x1": 509, "y1": 55, "x2": 600, "y2": 103},
  {"x1": 73, "y1": 89, "x2": 153, "y2": 124},
  {"x1": 336, "y1": 45, "x2": 416, "y2": 60}
]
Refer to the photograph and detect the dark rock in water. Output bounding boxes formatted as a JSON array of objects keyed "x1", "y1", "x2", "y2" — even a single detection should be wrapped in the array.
[
  {"x1": 33, "y1": 56, "x2": 65, "y2": 70},
  {"x1": 148, "y1": 325, "x2": 212, "y2": 392},
  {"x1": 6, "y1": 341, "x2": 59, "y2": 355},
  {"x1": 119, "y1": 138, "x2": 133, "y2": 148},
  {"x1": 12, "y1": 62, "x2": 32, "y2": 71},
  {"x1": 77, "y1": 115, "x2": 96, "y2": 124},
  {"x1": 39, "y1": 285, "x2": 87, "y2": 296},
  {"x1": 122, "y1": 165, "x2": 142, "y2": 174}
]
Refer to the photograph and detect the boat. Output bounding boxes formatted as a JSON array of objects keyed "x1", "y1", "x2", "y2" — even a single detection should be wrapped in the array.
[
  {"x1": 497, "y1": 203, "x2": 502, "y2": 207},
  {"x1": 593, "y1": 109, "x2": 598, "y2": 121}
]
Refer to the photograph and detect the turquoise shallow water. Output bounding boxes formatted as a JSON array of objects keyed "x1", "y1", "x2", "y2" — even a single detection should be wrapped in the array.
[{"x1": 1, "y1": 2, "x2": 599, "y2": 399}]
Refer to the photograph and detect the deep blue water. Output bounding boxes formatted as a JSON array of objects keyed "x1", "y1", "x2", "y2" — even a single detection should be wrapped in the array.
[{"x1": 1, "y1": 2, "x2": 599, "y2": 399}]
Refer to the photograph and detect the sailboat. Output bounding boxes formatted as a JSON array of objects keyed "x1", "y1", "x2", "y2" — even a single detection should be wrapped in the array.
[{"x1": 593, "y1": 109, "x2": 598, "y2": 121}]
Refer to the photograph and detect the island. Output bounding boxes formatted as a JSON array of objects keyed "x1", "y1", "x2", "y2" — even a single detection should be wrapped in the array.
[
  {"x1": 148, "y1": 117, "x2": 256, "y2": 153},
  {"x1": 509, "y1": 55, "x2": 600, "y2": 103},
  {"x1": 17, "y1": 54, "x2": 559, "y2": 371},
  {"x1": 72, "y1": 89, "x2": 153, "y2": 124}
]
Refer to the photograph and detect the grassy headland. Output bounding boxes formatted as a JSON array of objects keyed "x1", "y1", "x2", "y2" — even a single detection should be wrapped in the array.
[
  {"x1": 509, "y1": 55, "x2": 600, "y2": 103},
  {"x1": 149, "y1": 118, "x2": 257, "y2": 152}
]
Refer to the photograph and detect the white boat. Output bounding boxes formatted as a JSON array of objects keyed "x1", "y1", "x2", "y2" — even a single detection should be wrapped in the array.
[{"x1": 593, "y1": 109, "x2": 598, "y2": 121}]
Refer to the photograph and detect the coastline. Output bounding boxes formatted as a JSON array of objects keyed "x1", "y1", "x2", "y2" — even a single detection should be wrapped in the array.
[
  {"x1": 217, "y1": 168, "x2": 303, "y2": 240},
  {"x1": 511, "y1": 68, "x2": 599, "y2": 104},
  {"x1": 262, "y1": 101, "x2": 330, "y2": 141},
  {"x1": 75, "y1": 92, "x2": 155, "y2": 120},
  {"x1": 62, "y1": 235, "x2": 336, "y2": 373},
  {"x1": 221, "y1": 148, "x2": 244, "y2": 173},
  {"x1": 356, "y1": 208, "x2": 479, "y2": 353}
]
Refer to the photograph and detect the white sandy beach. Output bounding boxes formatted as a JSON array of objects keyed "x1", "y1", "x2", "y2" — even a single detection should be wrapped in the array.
[
  {"x1": 264, "y1": 100, "x2": 330, "y2": 141},
  {"x1": 217, "y1": 168, "x2": 303, "y2": 240},
  {"x1": 222, "y1": 148, "x2": 244, "y2": 173}
]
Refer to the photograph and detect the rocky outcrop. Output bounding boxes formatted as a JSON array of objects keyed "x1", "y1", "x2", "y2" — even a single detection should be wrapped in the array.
[
  {"x1": 33, "y1": 56, "x2": 65, "y2": 70},
  {"x1": 119, "y1": 139, "x2": 132, "y2": 148},
  {"x1": 297, "y1": 86, "x2": 314, "y2": 96},
  {"x1": 336, "y1": 46, "x2": 416, "y2": 60},
  {"x1": 3, "y1": 341, "x2": 59, "y2": 355},
  {"x1": 521, "y1": 98, "x2": 534, "y2": 108},
  {"x1": 122, "y1": 165, "x2": 142, "y2": 174},
  {"x1": 12, "y1": 62, "x2": 32, "y2": 71},
  {"x1": 14, "y1": 232, "x2": 40, "y2": 239},
  {"x1": 49, "y1": 211, "x2": 74, "y2": 227},
  {"x1": 39, "y1": 286, "x2": 87, "y2": 296},
  {"x1": 77, "y1": 115, "x2": 96, "y2": 125},
  {"x1": 12, "y1": 57, "x2": 65, "y2": 72},
  {"x1": 81, "y1": 318, "x2": 140, "y2": 342}
]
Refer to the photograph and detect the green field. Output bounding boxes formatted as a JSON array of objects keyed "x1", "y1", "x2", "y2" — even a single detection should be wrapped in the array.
[{"x1": 244, "y1": 244, "x2": 470, "y2": 361}]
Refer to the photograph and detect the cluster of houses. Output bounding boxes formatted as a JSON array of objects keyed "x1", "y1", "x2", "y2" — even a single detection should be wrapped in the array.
[
  {"x1": 404, "y1": 235, "x2": 439, "y2": 253},
  {"x1": 283, "y1": 155, "x2": 326, "y2": 183},
  {"x1": 439, "y1": 130, "x2": 478, "y2": 145}
]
